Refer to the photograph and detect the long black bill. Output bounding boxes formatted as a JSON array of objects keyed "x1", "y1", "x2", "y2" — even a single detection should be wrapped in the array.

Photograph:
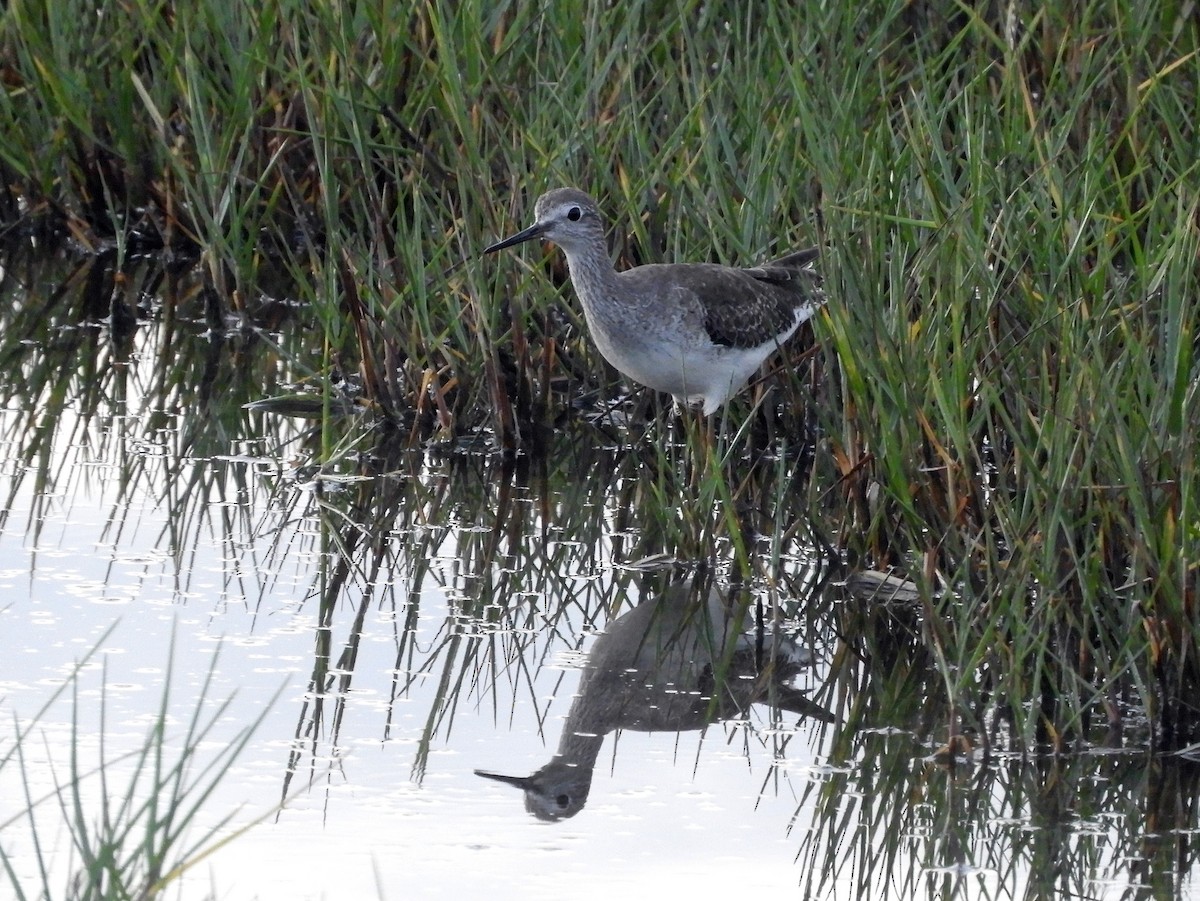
[
  {"x1": 473, "y1": 769, "x2": 532, "y2": 789},
  {"x1": 482, "y1": 223, "x2": 545, "y2": 255}
]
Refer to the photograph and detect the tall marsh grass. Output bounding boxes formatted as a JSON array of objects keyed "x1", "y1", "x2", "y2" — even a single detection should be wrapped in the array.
[
  {"x1": 1, "y1": 0, "x2": 1197, "y2": 746},
  {"x1": 0, "y1": 632, "x2": 275, "y2": 900}
]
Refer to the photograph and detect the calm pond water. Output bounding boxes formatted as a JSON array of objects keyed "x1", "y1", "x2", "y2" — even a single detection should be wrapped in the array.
[{"x1": 1, "y1": 252, "x2": 1197, "y2": 899}]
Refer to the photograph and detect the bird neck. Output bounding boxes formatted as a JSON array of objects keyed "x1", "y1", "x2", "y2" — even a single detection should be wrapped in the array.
[
  {"x1": 562, "y1": 245, "x2": 621, "y2": 305},
  {"x1": 551, "y1": 693, "x2": 607, "y2": 771},
  {"x1": 547, "y1": 667, "x2": 614, "y2": 772}
]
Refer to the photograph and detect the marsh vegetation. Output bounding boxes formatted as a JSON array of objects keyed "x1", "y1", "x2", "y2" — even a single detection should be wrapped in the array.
[{"x1": 1, "y1": 0, "x2": 1198, "y2": 897}]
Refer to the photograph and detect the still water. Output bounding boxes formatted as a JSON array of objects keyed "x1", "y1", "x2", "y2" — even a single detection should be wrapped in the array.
[{"x1": 1, "y1": 253, "x2": 1195, "y2": 899}]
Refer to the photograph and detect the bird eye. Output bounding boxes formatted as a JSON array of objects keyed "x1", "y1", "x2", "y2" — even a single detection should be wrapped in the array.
[
  {"x1": 566, "y1": 207, "x2": 582, "y2": 221},
  {"x1": 555, "y1": 794, "x2": 570, "y2": 808}
]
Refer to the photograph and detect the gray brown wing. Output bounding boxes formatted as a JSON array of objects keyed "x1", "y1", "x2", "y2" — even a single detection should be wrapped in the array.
[
  {"x1": 737, "y1": 247, "x2": 823, "y2": 287},
  {"x1": 617, "y1": 253, "x2": 824, "y2": 350},
  {"x1": 699, "y1": 252, "x2": 824, "y2": 349},
  {"x1": 700, "y1": 279, "x2": 809, "y2": 348}
]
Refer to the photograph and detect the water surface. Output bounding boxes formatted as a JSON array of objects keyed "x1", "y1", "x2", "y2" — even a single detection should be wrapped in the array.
[{"x1": 1, "y1": 253, "x2": 1195, "y2": 900}]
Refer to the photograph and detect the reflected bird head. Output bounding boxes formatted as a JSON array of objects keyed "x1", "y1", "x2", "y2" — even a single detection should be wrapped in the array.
[{"x1": 474, "y1": 762, "x2": 593, "y2": 821}]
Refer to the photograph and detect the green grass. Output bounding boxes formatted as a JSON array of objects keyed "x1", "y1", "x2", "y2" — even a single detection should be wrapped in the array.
[
  {"x1": 0, "y1": 0, "x2": 1197, "y2": 749},
  {"x1": 0, "y1": 629, "x2": 278, "y2": 900}
]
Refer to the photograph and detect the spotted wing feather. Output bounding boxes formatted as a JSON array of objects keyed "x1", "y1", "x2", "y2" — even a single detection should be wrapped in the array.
[{"x1": 700, "y1": 249, "x2": 824, "y2": 349}]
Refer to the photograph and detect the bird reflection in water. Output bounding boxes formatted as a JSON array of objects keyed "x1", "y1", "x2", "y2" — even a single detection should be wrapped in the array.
[{"x1": 475, "y1": 579, "x2": 834, "y2": 820}]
